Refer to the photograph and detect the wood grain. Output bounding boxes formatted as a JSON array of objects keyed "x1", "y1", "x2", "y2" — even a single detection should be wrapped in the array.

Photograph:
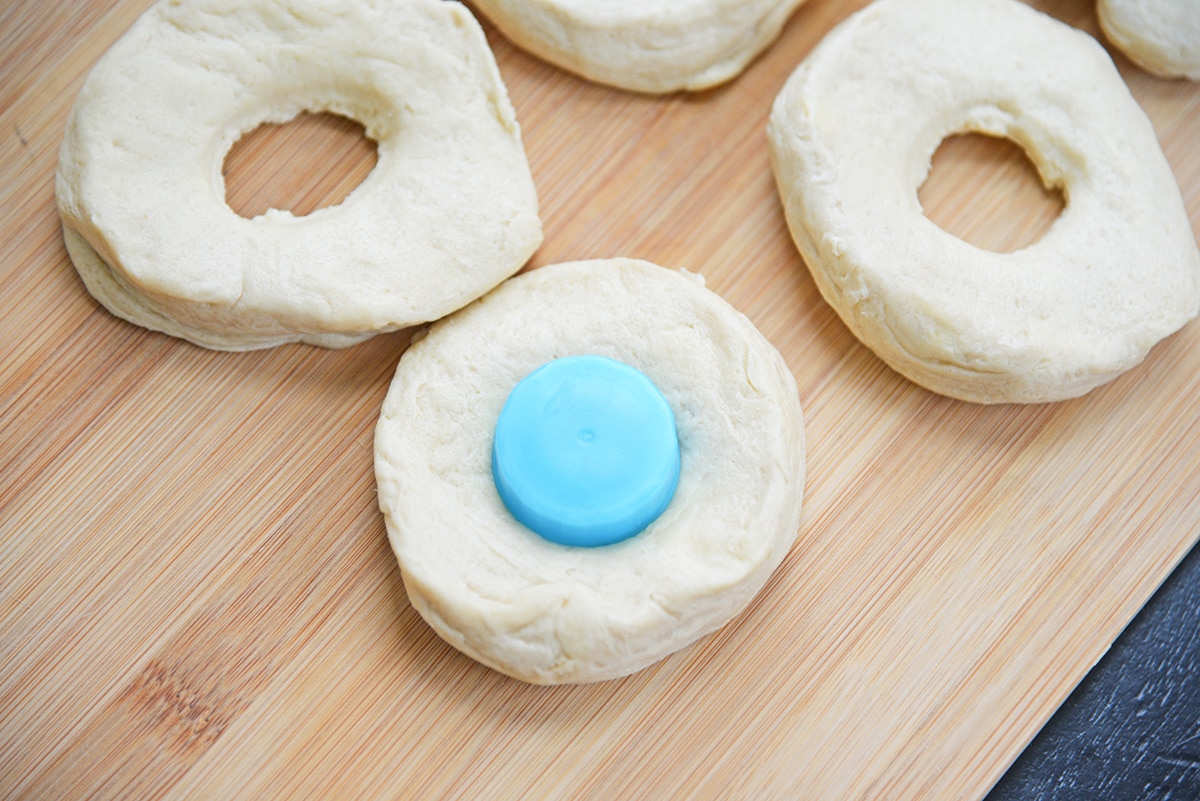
[
  {"x1": 2, "y1": 1, "x2": 1198, "y2": 799},
  {"x1": 989, "y1": 542, "x2": 1200, "y2": 797}
]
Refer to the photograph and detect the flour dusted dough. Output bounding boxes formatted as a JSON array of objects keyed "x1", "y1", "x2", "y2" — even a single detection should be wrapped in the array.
[
  {"x1": 768, "y1": 0, "x2": 1200, "y2": 404},
  {"x1": 468, "y1": 0, "x2": 809, "y2": 93},
  {"x1": 56, "y1": 0, "x2": 542, "y2": 351},
  {"x1": 1098, "y1": 0, "x2": 1200, "y2": 81},
  {"x1": 374, "y1": 259, "x2": 805, "y2": 684}
]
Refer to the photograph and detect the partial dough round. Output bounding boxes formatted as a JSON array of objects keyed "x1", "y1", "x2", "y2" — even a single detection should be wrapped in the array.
[
  {"x1": 1098, "y1": 0, "x2": 1200, "y2": 81},
  {"x1": 767, "y1": 0, "x2": 1200, "y2": 404},
  {"x1": 56, "y1": 0, "x2": 542, "y2": 351},
  {"x1": 469, "y1": 0, "x2": 809, "y2": 93},
  {"x1": 374, "y1": 259, "x2": 805, "y2": 684}
]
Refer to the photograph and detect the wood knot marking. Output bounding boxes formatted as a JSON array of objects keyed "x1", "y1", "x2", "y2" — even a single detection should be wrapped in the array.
[{"x1": 119, "y1": 659, "x2": 234, "y2": 754}]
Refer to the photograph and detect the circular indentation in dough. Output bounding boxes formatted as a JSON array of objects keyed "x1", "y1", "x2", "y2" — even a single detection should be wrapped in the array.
[
  {"x1": 55, "y1": 0, "x2": 542, "y2": 351},
  {"x1": 469, "y1": 0, "x2": 810, "y2": 93},
  {"x1": 1097, "y1": 0, "x2": 1200, "y2": 81},
  {"x1": 492, "y1": 355, "x2": 681, "y2": 548},
  {"x1": 767, "y1": 0, "x2": 1200, "y2": 404},
  {"x1": 374, "y1": 259, "x2": 805, "y2": 684}
]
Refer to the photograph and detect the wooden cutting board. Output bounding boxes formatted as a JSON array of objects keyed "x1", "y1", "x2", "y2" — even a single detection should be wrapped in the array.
[{"x1": 2, "y1": 1, "x2": 1198, "y2": 798}]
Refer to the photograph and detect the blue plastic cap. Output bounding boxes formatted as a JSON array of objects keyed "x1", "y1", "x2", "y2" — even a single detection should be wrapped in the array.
[{"x1": 492, "y1": 355, "x2": 681, "y2": 548}]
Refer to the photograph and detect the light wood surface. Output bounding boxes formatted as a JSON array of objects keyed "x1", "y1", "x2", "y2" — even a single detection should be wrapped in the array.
[{"x1": 2, "y1": 1, "x2": 1198, "y2": 798}]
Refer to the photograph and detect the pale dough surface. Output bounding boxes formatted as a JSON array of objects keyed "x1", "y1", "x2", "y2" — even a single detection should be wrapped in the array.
[
  {"x1": 56, "y1": 0, "x2": 542, "y2": 351},
  {"x1": 768, "y1": 0, "x2": 1200, "y2": 404},
  {"x1": 1098, "y1": 0, "x2": 1200, "y2": 81},
  {"x1": 374, "y1": 259, "x2": 806, "y2": 684},
  {"x1": 468, "y1": 0, "x2": 808, "y2": 93}
]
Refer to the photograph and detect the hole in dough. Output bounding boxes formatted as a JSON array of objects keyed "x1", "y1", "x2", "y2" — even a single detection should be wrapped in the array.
[
  {"x1": 919, "y1": 132, "x2": 1065, "y2": 254},
  {"x1": 223, "y1": 111, "x2": 379, "y2": 219}
]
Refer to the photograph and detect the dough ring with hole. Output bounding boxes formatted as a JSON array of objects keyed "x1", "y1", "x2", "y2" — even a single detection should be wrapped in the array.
[
  {"x1": 374, "y1": 259, "x2": 805, "y2": 684},
  {"x1": 55, "y1": 0, "x2": 542, "y2": 351},
  {"x1": 1097, "y1": 0, "x2": 1200, "y2": 81},
  {"x1": 767, "y1": 0, "x2": 1200, "y2": 404},
  {"x1": 468, "y1": 0, "x2": 809, "y2": 93}
]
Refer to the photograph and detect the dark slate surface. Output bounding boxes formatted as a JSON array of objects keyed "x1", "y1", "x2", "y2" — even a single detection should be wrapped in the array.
[{"x1": 986, "y1": 541, "x2": 1200, "y2": 801}]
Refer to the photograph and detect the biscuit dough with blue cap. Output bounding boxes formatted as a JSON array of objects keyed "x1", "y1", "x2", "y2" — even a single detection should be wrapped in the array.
[{"x1": 375, "y1": 258, "x2": 805, "y2": 684}]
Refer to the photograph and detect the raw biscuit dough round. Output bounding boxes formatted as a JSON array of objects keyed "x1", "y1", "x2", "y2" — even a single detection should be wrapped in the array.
[
  {"x1": 1097, "y1": 0, "x2": 1200, "y2": 81},
  {"x1": 55, "y1": 0, "x2": 542, "y2": 351},
  {"x1": 468, "y1": 0, "x2": 809, "y2": 93},
  {"x1": 374, "y1": 259, "x2": 806, "y2": 684},
  {"x1": 767, "y1": 0, "x2": 1200, "y2": 404}
]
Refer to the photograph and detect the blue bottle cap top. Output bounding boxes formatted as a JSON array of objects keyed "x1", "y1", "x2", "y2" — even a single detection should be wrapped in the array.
[{"x1": 491, "y1": 355, "x2": 681, "y2": 548}]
